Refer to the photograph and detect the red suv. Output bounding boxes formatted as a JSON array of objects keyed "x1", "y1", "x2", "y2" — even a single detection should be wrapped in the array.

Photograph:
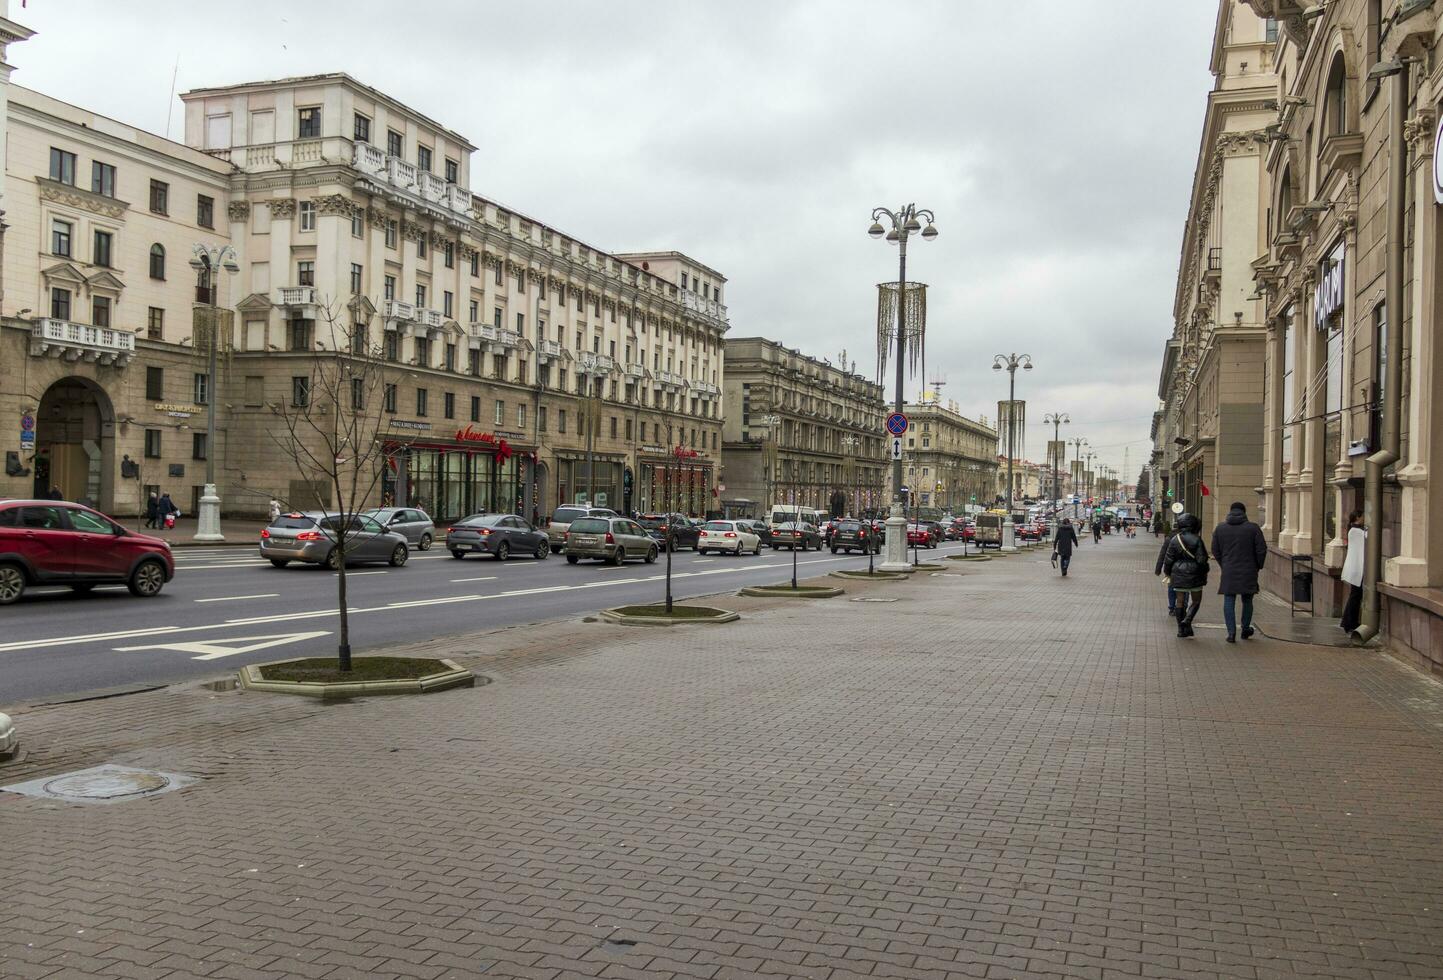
[{"x1": 0, "y1": 500, "x2": 174, "y2": 604}]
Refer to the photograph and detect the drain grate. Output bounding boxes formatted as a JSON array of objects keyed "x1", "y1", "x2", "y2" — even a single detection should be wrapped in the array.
[{"x1": 3, "y1": 764, "x2": 197, "y2": 805}]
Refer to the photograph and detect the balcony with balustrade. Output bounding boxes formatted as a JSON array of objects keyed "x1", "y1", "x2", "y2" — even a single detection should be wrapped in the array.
[
  {"x1": 656, "y1": 369, "x2": 686, "y2": 390},
  {"x1": 30, "y1": 318, "x2": 135, "y2": 366},
  {"x1": 679, "y1": 288, "x2": 728, "y2": 325},
  {"x1": 274, "y1": 286, "x2": 319, "y2": 310},
  {"x1": 468, "y1": 322, "x2": 522, "y2": 352},
  {"x1": 352, "y1": 144, "x2": 472, "y2": 222},
  {"x1": 691, "y1": 380, "x2": 720, "y2": 398},
  {"x1": 577, "y1": 353, "x2": 616, "y2": 377},
  {"x1": 536, "y1": 338, "x2": 564, "y2": 363},
  {"x1": 624, "y1": 362, "x2": 647, "y2": 379}
]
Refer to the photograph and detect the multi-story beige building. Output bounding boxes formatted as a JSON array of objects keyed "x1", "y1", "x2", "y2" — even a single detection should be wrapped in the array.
[
  {"x1": 900, "y1": 398, "x2": 997, "y2": 513},
  {"x1": 720, "y1": 337, "x2": 885, "y2": 516},
  {"x1": 1154, "y1": 0, "x2": 1276, "y2": 535},
  {"x1": 0, "y1": 58, "x2": 728, "y2": 522}
]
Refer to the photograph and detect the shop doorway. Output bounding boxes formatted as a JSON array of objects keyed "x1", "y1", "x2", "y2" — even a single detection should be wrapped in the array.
[{"x1": 33, "y1": 377, "x2": 113, "y2": 509}]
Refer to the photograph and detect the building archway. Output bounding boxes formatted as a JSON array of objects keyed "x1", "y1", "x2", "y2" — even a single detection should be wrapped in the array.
[{"x1": 33, "y1": 377, "x2": 115, "y2": 509}]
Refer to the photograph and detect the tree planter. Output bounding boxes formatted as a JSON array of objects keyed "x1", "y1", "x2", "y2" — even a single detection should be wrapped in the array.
[
  {"x1": 600, "y1": 604, "x2": 739, "y2": 626},
  {"x1": 238, "y1": 657, "x2": 474, "y2": 698},
  {"x1": 947, "y1": 554, "x2": 993, "y2": 562},
  {"x1": 738, "y1": 585, "x2": 844, "y2": 598},
  {"x1": 830, "y1": 569, "x2": 906, "y2": 581},
  {"x1": 899, "y1": 562, "x2": 946, "y2": 572}
]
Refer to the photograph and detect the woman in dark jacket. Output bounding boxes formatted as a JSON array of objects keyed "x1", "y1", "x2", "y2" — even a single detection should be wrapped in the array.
[
  {"x1": 1053, "y1": 518, "x2": 1079, "y2": 576},
  {"x1": 145, "y1": 492, "x2": 159, "y2": 529},
  {"x1": 1163, "y1": 513, "x2": 1209, "y2": 638}
]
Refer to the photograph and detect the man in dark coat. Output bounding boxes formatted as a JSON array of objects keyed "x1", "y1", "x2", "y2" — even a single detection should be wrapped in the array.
[
  {"x1": 1210, "y1": 502, "x2": 1267, "y2": 643},
  {"x1": 1053, "y1": 518, "x2": 1080, "y2": 576}
]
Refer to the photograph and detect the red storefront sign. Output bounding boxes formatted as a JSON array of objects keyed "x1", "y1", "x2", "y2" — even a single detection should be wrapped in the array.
[{"x1": 455, "y1": 424, "x2": 513, "y2": 461}]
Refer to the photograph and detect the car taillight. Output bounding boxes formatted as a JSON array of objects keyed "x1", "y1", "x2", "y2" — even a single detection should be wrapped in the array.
[
  {"x1": 480, "y1": 528, "x2": 491, "y2": 536},
  {"x1": 859, "y1": 530, "x2": 867, "y2": 538},
  {"x1": 724, "y1": 532, "x2": 736, "y2": 538},
  {"x1": 660, "y1": 524, "x2": 669, "y2": 531},
  {"x1": 260, "y1": 528, "x2": 270, "y2": 539},
  {"x1": 605, "y1": 532, "x2": 615, "y2": 544},
  {"x1": 296, "y1": 531, "x2": 322, "y2": 541}
]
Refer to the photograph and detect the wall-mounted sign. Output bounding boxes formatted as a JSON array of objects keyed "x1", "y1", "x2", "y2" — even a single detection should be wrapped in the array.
[
  {"x1": 154, "y1": 402, "x2": 202, "y2": 418},
  {"x1": 20, "y1": 412, "x2": 34, "y2": 447},
  {"x1": 454, "y1": 424, "x2": 511, "y2": 461},
  {"x1": 1314, "y1": 243, "x2": 1345, "y2": 329},
  {"x1": 388, "y1": 419, "x2": 431, "y2": 431}
]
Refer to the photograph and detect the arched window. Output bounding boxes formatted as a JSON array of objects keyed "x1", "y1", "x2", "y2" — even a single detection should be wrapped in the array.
[
  {"x1": 148, "y1": 243, "x2": 165, "y2": 280},
  {"x1": 1324, "y1": 54, "x2": 1348, "y2": 138}
]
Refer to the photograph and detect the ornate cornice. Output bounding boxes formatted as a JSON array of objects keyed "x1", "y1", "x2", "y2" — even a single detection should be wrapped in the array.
[
  {"x1": 314, "y1": 193, "x2": 356, "y2": 217},
  {"x1": 37, "y1": 177, "x2": 129, "y2": 219}
]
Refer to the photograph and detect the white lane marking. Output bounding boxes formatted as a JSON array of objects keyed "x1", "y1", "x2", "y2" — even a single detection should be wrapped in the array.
[
  {"x1": 194, "y1": 593, "x2": 280, "y2": 603},
  {"x1": 0, "y1": 626, "x2": 185, "y2": 653},
  {"x1": 449, "y1": 575, "x2": 498, "y2": 583},
  {"x1": 115, "y1": 630, "x2": 332, "y2": 661},
  {"x1": 346, "y1": 570, "x2": 388, "y2": 576}
]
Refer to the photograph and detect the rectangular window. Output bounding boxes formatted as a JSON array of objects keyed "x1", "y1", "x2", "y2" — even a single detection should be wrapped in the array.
[
  {"x1": 299, "y1": 200, "x2": 316, "y2": 231},
  {"x1": 516, "y1": 271, "x2": 526, "y2": 294},
  {"x1": 146, "y1": 366, "x2": 164, "y2": 401},
  {"x1": 443, "y1": 291, "x2": 453, "y2": 317},
  {"x1": 625, "y1": 418, "x2": 633, "y2": 441},
  {"x1": 92, "y1": 296, "x2": 111, "y2": 328},
  {"x1": 351, "y1": 322, "x2": 368, "y2": 355},
  {"x1": 494, "y1": 399, "x2": 504, "y2": 425},
  {"x1": 445, "y1": 343, "x2": 456, "y2": 372},
  {"x1": 495, "y1": 263, "x2": 503, "y2": 286},
  {"x1": 469, "y1": 300, "x2": 479, "y2": 323},
  {"x1": 443, "y1": 242, "x2": 454, "y2": 268},
  {"x1": 539, "y1": 406, "x2": 548, "y2": 432},
  {"x1": 414, "y1": 337, "x2": 431, "y2": 366},
  {"x1": 147, "y1": 306, "x2": 164, "y2": 339},
  {"x1": 417, "y1": 236, "x2": 427, "y2": 259},
  {"x1": 292, "y1": 376, "x2": 310, "y2": 408},
  {"x1": 50, "y1": 286, "x2": 71, "y2": 320},
  {"x1": 385, "y1": 219, "x2": 398, "y2": 249},
  {"x1": 518, "y1": 403, "x2": 527, "y2": 428},
  {"x1": 289, "y1": 319, "x2": 313, "y2": 351},
  {"x1": 610, "y1": 416, "x2": 617, "y2": 439},
  {"x1": 297, "y1": 107, "x2": 321, "y2": 139},
  {"x1": 1281, "y1": 308, "x2": 1295, "y2": 468},
  {"x1": 197, "y1": 194, "x2": 214, "y2": 229},
  {"x1": 384, "y1": 274, "x2": 396, "y2": 301},
  {"x1": 470, "y1": 396, "x2": 481, "y2": 423},
  {"x1": 244, "y1": 376, "x2": 264, "y2": 406},
  {"x1": 350, "y1": 263, "x2": 363, "y2": 294},
  {"x1": 558, "y1": 409, "x2": 567, "y2": 434},
  {"x1": 417, "y1": 145, "x2": 433, "y2": 173},
  {"x1": 353, "y1": 113, "x2": 371, "y2": 143},
  {"x1": 469, "y1": 252, "x2": 479, "y2": 277},
  {"x1": 149, "y1": 179, "x2": 169, "y2": 214},
  {"x1": 50, "y1": 219, "x2": 72, "y2": 257},
  {"x1": 144, "y1": 429, "x2": 162, "y2": 458},
  {"x1": 297, "y1": 260, "x2": 314, "y2": 286},
  {"x1": 91, "y1": 161, "x2": 116, "y2": 197},
  {"x1": 384, "y1": 331, "x2": 399, "y2": 362},
  {"x1": 416, "y1": 388, "x2": 429, "y2": 417},
  {"x1": 351, "y1": 211, "x2": 364, "y2": 238},
  {"x1": 494, "y1": 307, "x2": 503, "y2": 329},
  {"x1": 443, "y1": 392, "x2": 455, "y2": 419},
  {"x1": 49, "y1": 147, "x2": 76, "y2": 185},
  {"x1": 415, "y1": 284, "x2": 427, "y2": 308},
  {"x1": 92, "y1": 229, "x2": 113, "y2": 267},
  {"x1": 383, "y1": 383, "x2": 398, "y2": 413},
  {"x1": 192, "y1": 432, "x2": 208, "y2": 461},
  {"x1": 516, "y1": 312, "x2": 525, "y2": 334},
  {"x1": 350, "y1": 377, "x2": 365, "y2": 412},
  {"x1": 445, "y1": 158, "x2": 459, "y2": 184},
  {"x1": 387, "y1": 129, "x2": 403, "y2": 158}
]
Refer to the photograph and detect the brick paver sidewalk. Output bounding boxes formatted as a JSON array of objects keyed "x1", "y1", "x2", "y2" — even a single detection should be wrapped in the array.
[{"x1": 4, "y1": 535, "x2": 1443, "y2": 979}]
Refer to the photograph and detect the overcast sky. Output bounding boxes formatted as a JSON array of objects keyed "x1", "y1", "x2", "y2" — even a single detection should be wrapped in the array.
[{"x1": 16, "y1": 0, "x2": 1218, "y2": 486}]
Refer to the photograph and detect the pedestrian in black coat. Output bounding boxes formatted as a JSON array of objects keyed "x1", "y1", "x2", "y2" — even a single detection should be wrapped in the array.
[
  {"x1": 1210, "y1": 502, "x2": 1267, "y2": 643},
  {"x1": 1163, "y1": 513, "x2": 1209, "y2": 638},
  {"x1": 145, "y1": 492, "x2": 159, "y2": 529},
  {"x1": 1154, "y1": 534, "x2": 1176, "y2": 615},
  {"x1": 1053, "y1": 518, "x2": 1079, "y2": 576}
]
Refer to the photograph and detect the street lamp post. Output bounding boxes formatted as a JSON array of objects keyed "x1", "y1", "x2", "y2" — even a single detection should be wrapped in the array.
[
  {"x1": 992, "y1": 353, "x2": 1032, "y2": 552},
  {"x1": 869, "y1": 204, "x2": 937, "y2": 573},
  {"x1": 188, "y1": 243, "x2": 239, "y2": 542},
  {"x1": 1085, "y1": 451, "x2": 1096, "y2": 518},
  {"x1": 1043, "y1": 413, "x2": 1069, "y2": 537},
  {"x1": 1069, "y1": 437, "x2": 1088, "y2": 520}
]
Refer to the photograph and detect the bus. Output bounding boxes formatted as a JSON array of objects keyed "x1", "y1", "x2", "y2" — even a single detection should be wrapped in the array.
[{"x1": 768, "y1": 506, "x2": 826, "y2": 529}]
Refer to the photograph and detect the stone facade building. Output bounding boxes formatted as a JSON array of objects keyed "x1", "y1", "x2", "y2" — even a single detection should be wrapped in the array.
[
  {"x1": 0, "y1": 56, "x2": 728, "y2": 522},
  {"x1": 1153, "y1": 0, "x2": 1276, "y2": 537},
  {"x1": 719, "y1": 337, "x2": 885, "y2": 517},
  {"x1": 900, "y1": 399, "x2": 997, "y2": 512}
]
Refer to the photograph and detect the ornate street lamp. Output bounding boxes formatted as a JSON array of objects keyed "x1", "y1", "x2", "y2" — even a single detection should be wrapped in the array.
[
  {"x1": 1043, "y1": 412, "x2": 1069, "y2": 537},
  {"x1": 992, "y1": 352, "x2": 1032, "y2": 550},
  {"x1": 188, "y1": 243, "x2": 239, "y2": 542}
]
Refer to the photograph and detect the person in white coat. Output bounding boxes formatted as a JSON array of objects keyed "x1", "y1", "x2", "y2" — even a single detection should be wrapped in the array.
[{"x1": 1340, "y1": 510, "x2": 1365, "y2": 633}]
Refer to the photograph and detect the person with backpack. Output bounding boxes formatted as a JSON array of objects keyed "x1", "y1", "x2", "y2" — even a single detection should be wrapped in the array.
[
  {"x1": 1052, "y1": 517, "x2": 1080, "y2": 576},
  {"x1": 1210, "y1": 501, "x2": 1267, "y2": 643},
  {"x1": 1163, "y1": 513, "x2": 1210, "y2": 638}
]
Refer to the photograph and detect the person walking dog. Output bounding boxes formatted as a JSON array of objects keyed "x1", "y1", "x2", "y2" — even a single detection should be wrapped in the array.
[
  {"x1": 1053, "y1": 517, "x2": 1080, "y2": 576},
  {"x1": 1339, "y1": 510, "x2": 1365, "y2": 634},
  {"x1": 1163, "y1": 513, "x2": 1209, "y2": 638},
  {"x1": 1211, "y1": 502, "x2": 1267, "y2": 643}
]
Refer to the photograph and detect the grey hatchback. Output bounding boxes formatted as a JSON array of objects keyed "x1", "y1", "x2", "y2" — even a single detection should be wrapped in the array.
[
  {"x1": 363, "y1": 507, "x2": 436, "y2": 551},
  {"x1": 260, "y1": 512, "x2": 410, "y2": 570},
  {"x1": 563, "y1": 516, "x2": 658, "y2": 565},
  {"x1": 447, "y1": 513, "x2": 549, "y2": 560}
]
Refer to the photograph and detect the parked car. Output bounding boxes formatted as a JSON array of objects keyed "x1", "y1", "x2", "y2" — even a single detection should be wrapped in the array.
[
  {"x1": 0, "y1": 499, "x2": 174, "y2": 604},
  {"x1": 447, "y1": 513, "x2": 549, "y2": 560},
  {"x1": 545, "y1": 505, "x2": 618, "y2": 553},
  {"x1": 830, "y1": 519, "x2": 879, "y2": 554},
  {"x1": 563, "y1": 516, "x2": 658, "y2": 565},
  {"x1": 906, "y1": 523, "x2": 939, "y2": 549},
  {"x1": 698, "y1": 520, "x2": 761, "y2": 555},
  {"x1": 637, "y1": 512, "x2": 700, "y2": 551},
  {"x1": 773, "y1": 520, "x2": 823, "y2": 551},
  {"x1": 362, "y1": 507, "x2": 436, "y2": 551},
  {"x1": 260, "y1": 511, "x2": 409, "y2": 569}
]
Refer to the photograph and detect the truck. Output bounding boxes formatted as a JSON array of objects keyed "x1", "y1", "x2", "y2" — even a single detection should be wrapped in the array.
[{"x1": 974, "y1": 510, "x2": 1005, "y2": 549}]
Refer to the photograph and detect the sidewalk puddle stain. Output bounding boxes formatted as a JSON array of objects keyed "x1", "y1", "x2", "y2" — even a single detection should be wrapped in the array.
[{"x1": 3, "y1": 764, "x2": 198, "y2": 805}]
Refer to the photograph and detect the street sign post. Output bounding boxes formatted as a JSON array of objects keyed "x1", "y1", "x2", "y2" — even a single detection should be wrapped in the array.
[
  {"x1": 889, "y1": 437, "x2": 903, "y2": 461},
  {"x1": 885, "y1": 412, "x2": 909, "y2": 436}
]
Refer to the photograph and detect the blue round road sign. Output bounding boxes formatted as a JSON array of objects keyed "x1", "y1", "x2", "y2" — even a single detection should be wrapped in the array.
[{"x1": 885, "y1": 412, "x2": 908, "y2": 436}]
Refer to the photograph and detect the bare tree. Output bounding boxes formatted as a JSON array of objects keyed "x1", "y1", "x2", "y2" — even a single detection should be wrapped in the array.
[{"x1": 266, "y1": 300, "x2": 413, "y2": 671}]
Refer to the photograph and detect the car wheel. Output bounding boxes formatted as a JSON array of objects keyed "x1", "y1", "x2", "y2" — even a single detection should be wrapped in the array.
[
  {"x1": 127, "y1": 559, "x2": 166, "y2": 598},
  {"x1": 450, "y1": 550, "x2": 465, "y2": 560},
  {"x1": 71, "y1": 582, "x2": 96, "y2": 594},
  {"x1": 0, "y1": 563, "x2": 25, "y2": 605},
  {"x1": 609, "y1": 548, "x2": 624, "y2": 566},
  {"x1": 534, "y1": 541, "x2": 549, "y2": 560},
  {"x1": 734, "y1": 544, "x2": 743, "y2": 556},
  {"x1": 389, "y1": 545, "x2": 409, "y2": 567},
  {"x1": 567, "y1": 554, "x2": 579, "y2": 564},
  {"x1": 325, "y1": 548, "x2": 341, "y2": 571},
  {"x1": 646, "y1": 546, "x2": 658, "y2": 564},
  {"x1": 831, "y1": 547, "x2": 838, "y2": 554},
  {"x1": 269, "y1": 558, "x2": 291, "y2": 568},
  {"x1": 496, "y1": 542, "x2": 510, "y2": 561},
  {"x1": 418, "y1": 533, "x2": 433, "y2": 552},
  {"x1": 752, "y1": 542, "x2": 761, "y2": 555},
  {"x1": 550, "y1": 545, "x2": 562, "y2": 554}
]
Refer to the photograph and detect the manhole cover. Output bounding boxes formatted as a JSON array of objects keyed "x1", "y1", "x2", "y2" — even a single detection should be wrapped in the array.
[
  {"x1": 850, "y1": 597, "x2": 899, "y2": 603},
  {"x1": 3, "y1": 764, "x2": 196, "y2": 805}
]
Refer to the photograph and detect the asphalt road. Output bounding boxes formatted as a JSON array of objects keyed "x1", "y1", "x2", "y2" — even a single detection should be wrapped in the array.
[{"x1": 0, "y1": 536, "x2": 977, "y2": 704}]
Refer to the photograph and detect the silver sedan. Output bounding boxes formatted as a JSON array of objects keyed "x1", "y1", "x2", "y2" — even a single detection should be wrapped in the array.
[{"x1": 260, "y1": 511, "x2": 410, "y2": 570}]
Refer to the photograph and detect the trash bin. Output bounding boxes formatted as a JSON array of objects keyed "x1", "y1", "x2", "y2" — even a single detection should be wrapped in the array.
[{"x1": 1291, "y1": 570, "x2": 1312, "y2": 603}]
